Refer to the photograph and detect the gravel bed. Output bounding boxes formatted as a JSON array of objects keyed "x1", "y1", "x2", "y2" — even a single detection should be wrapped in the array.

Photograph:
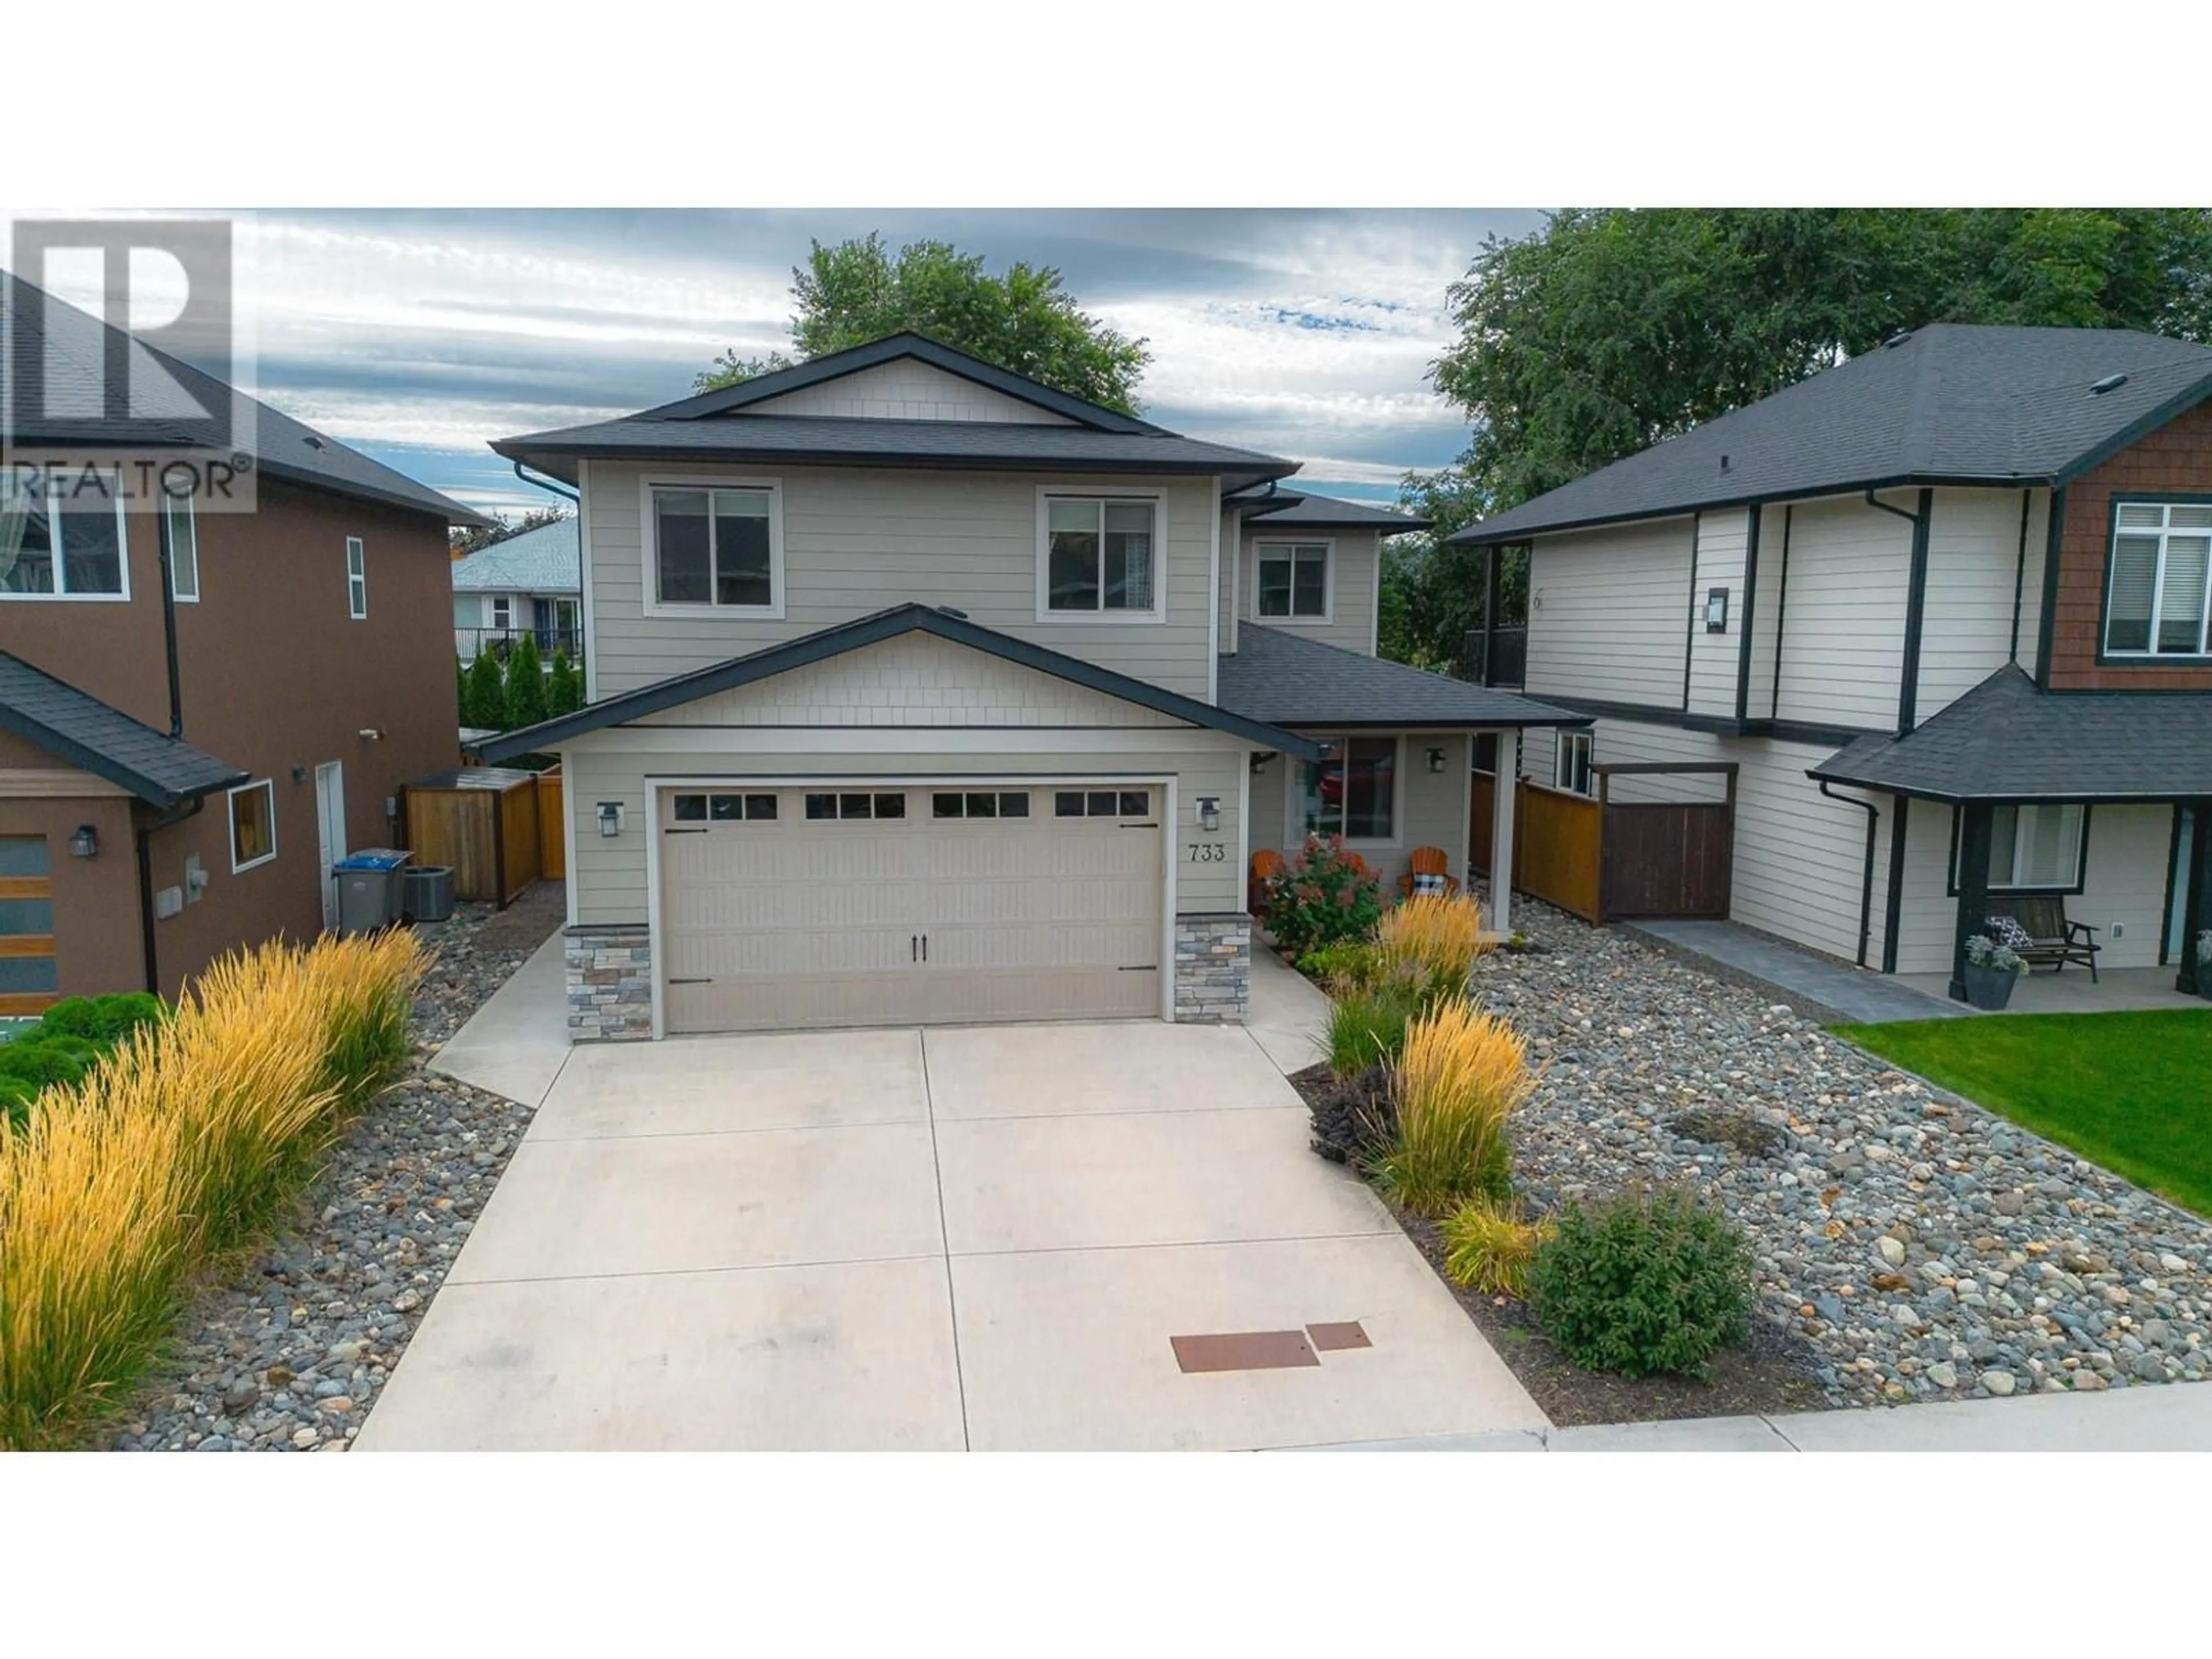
[
  {"x1": 110, "y1": 885, "x2": 564, "y2": 1452},
  {"x1": 1469, "y1": 892, "x2": 2212, "y2": 1408}
]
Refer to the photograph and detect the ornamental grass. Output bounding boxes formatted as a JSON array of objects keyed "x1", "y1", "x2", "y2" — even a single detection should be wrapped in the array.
[
  {"x1": 1376, "y1": 892, "x2": 1491, "y2": 988},
  {"x1": 0, "y1": 930, "x2": 422, "y2": 1449},
  {"x1": 1372, "y1": 995, "x2": 1535, "y2": 1217},
  {"x1": 1441, "y1": 1196, "x2": 1555, "y2": 1298}
]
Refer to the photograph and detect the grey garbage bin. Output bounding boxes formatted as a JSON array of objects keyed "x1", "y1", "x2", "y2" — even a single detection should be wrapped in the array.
[
  {"x1": 333, "y1": 849, "x2": 411, "y2": 936},
  {"x1": 402, "y1": 863, "x2": 455, "y2": 924}
]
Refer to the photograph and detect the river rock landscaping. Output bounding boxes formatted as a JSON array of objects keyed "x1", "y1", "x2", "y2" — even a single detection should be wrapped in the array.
[
  {"x1": 108, "y1": 885, "x2": 563, "y2": 1453},
  {"x1": 1452, "y1": 892, "x2": 2212, "y2": 1412}
]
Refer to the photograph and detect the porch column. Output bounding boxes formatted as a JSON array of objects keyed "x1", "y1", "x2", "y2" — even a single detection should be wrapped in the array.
[
  {"x1": 1949, "y1": 799, "x2": 1994, "y2": 1002},
  {"x1": 1490, "y1": 729, "x2": 1519, "y2": 937},
  {"x1": 2177, "y1": 800, "x2": 2211, "y2": 996}
]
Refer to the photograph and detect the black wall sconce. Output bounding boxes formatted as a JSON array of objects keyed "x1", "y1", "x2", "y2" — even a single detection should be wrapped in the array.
[
  {"x1": 1705, "y1": 586, "x2": 1730, "y2": 633},
  {"x1": 1249, "y1": 751, "x2": 1274, "y2": 775},
  {"x1": 69, "y1": 824, "x2": 99, "y2": 859},
  {"x1": 1425, "y1": 747, "x2": 1446, "y2": 774}
]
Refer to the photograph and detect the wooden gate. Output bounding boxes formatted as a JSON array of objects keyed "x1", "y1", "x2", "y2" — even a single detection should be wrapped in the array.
[{"x1": 1470, "y1": 762, "x2": 1735, "y2": 925}]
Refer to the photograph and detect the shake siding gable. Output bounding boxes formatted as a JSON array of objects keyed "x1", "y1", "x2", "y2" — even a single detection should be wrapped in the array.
[
  {"x1": 1684, "y1": 507, "x2": 1748, "y2": 719},
  {"x1": 1524, "y1": 519, "x2": 1694, "y2": 706},
  {"x1": 584, "y1": 461, "x2": 1217, "y2": 701}
]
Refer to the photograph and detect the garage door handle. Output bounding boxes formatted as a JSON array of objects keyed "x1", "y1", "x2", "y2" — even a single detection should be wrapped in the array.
[
  {"x1": 921, "y1": 934, "x2": 928, "y2": 963},
  {"x1": 668, "y1": 977, "x2": 711, "y2": 985}
]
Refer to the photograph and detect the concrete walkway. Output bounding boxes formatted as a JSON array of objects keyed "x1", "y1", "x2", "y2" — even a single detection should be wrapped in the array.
[
  {"x1": 362, "y1": 957, "x2": 1545, "y2": 1452},
  {"x1": 1629, "y1": 918, "x2": 1967, "y2": 1025},
  {"x1": 1300, "y1": 1375, "x2": 2212, "y2": 1450},
  {"x1": 426, "y1": 931, "x2": 573, "y2": 1108}
]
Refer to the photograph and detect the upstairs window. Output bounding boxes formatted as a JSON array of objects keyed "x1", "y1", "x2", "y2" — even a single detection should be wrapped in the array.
[
  {"x1": 0, "y1": 473, "x2": 128, "y2": 599},
  {"x1": 1041, "y1": 494, "x2": 1158, "y2": 616},
  {"x1": 2105, "y1": 502, "x2": 2211, "y2": 657},
  {"x1": 165, "y1": 490, "x2": 199, "y2": 602},
  {"x1": 346, "y1": 536, "x2": 368, "y2": 619},
  {"x1": 1256, "y1": 541, "x2": 1328, "y2": 619},
  {"x1": 651, "y1": 483, "x2": 778, "y2": 611}
]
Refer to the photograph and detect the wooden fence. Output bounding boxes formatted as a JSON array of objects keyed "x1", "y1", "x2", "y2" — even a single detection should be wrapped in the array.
[
  {"x1": 402, "y1": 768, "x2": 543, "y2": 907},
  {"x1": 1470, "y1": 762, "x2": 1735, "y2": 925},
  {"x1": 536, "y1": 767, "x2": 566, "y2": 880}
]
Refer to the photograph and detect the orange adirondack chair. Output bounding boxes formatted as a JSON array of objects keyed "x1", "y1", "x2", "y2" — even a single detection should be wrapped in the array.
[
  {"x1": 1397, "y1": 845, "x2": 1462, "y2": 900},
  {"x1": 1248, "y1": 847, "x2": 1285, "y2": 915}
]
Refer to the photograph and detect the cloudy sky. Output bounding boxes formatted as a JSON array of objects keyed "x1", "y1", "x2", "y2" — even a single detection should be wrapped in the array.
[{"x1": 230, "y1": 209, "x2": 1543, "y2": 519}]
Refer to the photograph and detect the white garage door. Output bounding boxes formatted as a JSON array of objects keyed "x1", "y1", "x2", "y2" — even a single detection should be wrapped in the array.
[{"x1": 658, "y1": 783, "x2": 1164, "y2": 1034}]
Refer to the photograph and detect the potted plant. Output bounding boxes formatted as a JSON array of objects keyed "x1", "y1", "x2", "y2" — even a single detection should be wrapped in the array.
[
  {"x1": 2197, "y1": 930, "x2": 2212, "y2": 1001},
  {"x1": 1962, "y1": 933, "x2": 2025, "y2": 1011}
]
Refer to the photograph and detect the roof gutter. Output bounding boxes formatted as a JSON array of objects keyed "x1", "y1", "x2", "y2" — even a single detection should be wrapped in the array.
[
  {"x1": 512, "y1": 460, "x2": 579, "y2": 506},
  {"x1": 1816, "y1": 778, "x2": 1882, "y2": 968},
  {"x1": 1863, "y1": 487, "x2": 1934, "y2": 733}
]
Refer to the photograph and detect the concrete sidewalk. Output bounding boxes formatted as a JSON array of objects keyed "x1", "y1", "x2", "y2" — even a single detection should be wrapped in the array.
[
  {"x1": 1629, "y1": 918, "x2": 1967, "y2": 1025},
  {"x1": 1299, "y1": 1378, "x2": 2212, "y2": 1451},
  {"x1": 427, "y1": 931, "x2": 573, "y2": 1108}
]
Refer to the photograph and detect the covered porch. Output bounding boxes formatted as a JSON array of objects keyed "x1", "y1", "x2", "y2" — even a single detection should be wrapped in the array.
[{"x1": 1898, "y1": 965, "x2": 2205, "y2": 1016}]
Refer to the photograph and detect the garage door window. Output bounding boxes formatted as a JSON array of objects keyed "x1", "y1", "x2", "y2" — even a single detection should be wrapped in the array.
[
  {"x1": 804, "y1": 791, "x2": 907, "y2": 821},
  {"x1": 672, "y1": 791, "x2": 777, "y2": 823},
  {"x1": 933, "y1": 791, "x2": 1031, "y2": 820},
  {"x1": 1055, "y1": 789, "x2": 1151, "y2": 818}
]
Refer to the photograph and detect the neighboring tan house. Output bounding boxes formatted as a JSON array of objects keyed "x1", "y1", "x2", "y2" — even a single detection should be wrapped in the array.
[
  {"x1": 0, "y1": 274, "x2": 484, "y2": 1009},
  {"x1": 478, "y1": 333, "x2": 1577, "y2": 1040},
  {"x1": 1448, "y1": 323, "x2": 2212, "y2": 999},
  {"x1": 451, "y1": 515, "x2": 583, "y2": 664}
]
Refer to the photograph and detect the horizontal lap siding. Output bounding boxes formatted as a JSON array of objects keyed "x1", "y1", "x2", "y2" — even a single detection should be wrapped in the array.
[
  {"x1": 586, "y1": 462, "x2": 1216, "y2": 700},
  {"x1": 1744, "y1": 504, "x2": 1784, "y2": 720},
  {"x1": 1917, "y1": 487, "x2": 2035, "y2": 719},
  {"x1": 742, "y1": 359, "x2": 1076, "y2": 423},
  {"x1": 1251, "y1": 732, "x2": 1469, "y2": 896},
  {"x1": 1685, "y1": 508, "x2": 1748, "y2": 719},
  {"x1": 565, "y1": 737, "x2": 1245, "y2": 925},
  {"x1": 1773, "y1": 495, "x2": 1912, "y2": 729},
  {"x1": 1525, "y1": 520, "x2": 1695, "y2": 706},
  {"x1": 1238, "y1": 528, "x2": 1378, "y2": 656}
]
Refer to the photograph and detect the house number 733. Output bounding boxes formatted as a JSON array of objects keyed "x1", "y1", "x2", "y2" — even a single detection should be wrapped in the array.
[{"x1": 1185, "y1": 842, "x2": 1226, "y2": 862}]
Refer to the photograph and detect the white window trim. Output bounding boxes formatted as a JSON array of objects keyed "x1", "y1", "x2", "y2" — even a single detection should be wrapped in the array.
[
  {"x1": 228, "y1": 779, "x2": 278, "y2": 873},
  {"x1": 1289, "y1": 733, "x2": 1406, "y2": 850},
  {"x1": 490, "y1": 594, "x2": 513, "y2": 630},
  {"x1": 2103, "y1": 500, "x2": 2212, "y2": 659},
  {"x1": 1251, "y1": 537, "x2": 1335, "y2": 624},
  {"x1": 346, "y1": 536, "x2": 368, "y2": 620},
  {"x1": 1033, "y1": 485, "x2": 1168, "y2": 624},
  {"x1": 639, "y1": 473, "x2": 786, "y2": 620},
  {"x1": 0, "y1": 470, "x2": 131, "y2": 603},
  {"x1": 1555, "y1": 730, "x2": 1595, "y2": 797},
  {"x1": 165, "y1": 491, "x2": 199, "y2": 604}
]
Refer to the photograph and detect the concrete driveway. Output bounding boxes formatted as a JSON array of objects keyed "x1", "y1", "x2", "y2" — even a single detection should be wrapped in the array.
[{"x1": 361, "y1": 948, "x2": 1544, "y2": 1452}]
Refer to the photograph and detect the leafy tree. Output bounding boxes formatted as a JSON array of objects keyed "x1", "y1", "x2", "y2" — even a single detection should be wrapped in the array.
[
  {"x1": 462, "y1": 650, "x2": 506, "y2": 730},
  {"x1": 696, "y1": 233, "x2": 1149, "y2": 412},
  {"x1": 505, "y1": 634, "x2": 548, "y2": 730},
  {"x1": 547, "y1": 649, "x2": 582, "y2": 719}
]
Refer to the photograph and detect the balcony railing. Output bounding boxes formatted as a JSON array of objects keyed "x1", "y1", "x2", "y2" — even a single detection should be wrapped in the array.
[
  {"x1": 456, "y1": 625, "x2": 584, "y2": 664},
  {"x1": 1459, "y1": 626, "x2": 1527, "y2": 689}
]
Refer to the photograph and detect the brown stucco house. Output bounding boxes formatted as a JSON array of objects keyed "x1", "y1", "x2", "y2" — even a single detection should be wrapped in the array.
[{"x1": 1, "y1": 273, "x2": 484, "y2": 1009}]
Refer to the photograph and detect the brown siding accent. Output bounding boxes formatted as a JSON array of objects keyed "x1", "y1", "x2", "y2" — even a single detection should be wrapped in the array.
[
  {"x1": 1, "y1": 473, "x2": 460, "y2": 999},
  {"x1": 2049, "y1": 397, "x2": 2212, "y2": 690}
]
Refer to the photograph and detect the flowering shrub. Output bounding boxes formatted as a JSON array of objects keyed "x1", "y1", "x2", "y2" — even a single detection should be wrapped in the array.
[{"x1": 1265, "y1": 834, "x2": 1382, "y2": 956}]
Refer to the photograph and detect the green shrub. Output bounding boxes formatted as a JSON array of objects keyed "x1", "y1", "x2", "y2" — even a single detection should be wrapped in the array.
[
  {"x1": 1265, "y1": 835, "x2": 1382, "y2": 957},
  {"x1": 547, "y1": 649, "x2": 582, "y2": 718},
  {"x1": 1325, "y1": 980, "x2": 1425, "y2": 1078},
  {"x1": 36, "y1": 993, "x2": 165, "y2": 1046},
  {"x1": 462, "y1": 650, "x2": 506, "y2": 730},
  {"x1": 505, "y1": 633, "x2": 548, "y2": 729},
  {"x1": 1298, "y1": 941, "x2": 1384, "y2": 993},
  {"x1": 1527, "y1": 1185, "x2": 1753, "y2": 1378}
]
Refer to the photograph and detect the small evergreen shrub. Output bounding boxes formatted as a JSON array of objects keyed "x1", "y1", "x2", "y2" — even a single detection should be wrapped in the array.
[
  {"x1": 505, "y1": 634, "x2": 549, "y2": 729},
  {"x1": 1264, "y1": 835, "x2": 1381, "y2": 957},
  {"x1": 547, "y1": 649, "x2": 582, "y2": 718},
  {"x1": 462, "y1": 650, "x2": 506, "y2": 730},
  {"x1": 1527, "y1": 1184, "x2": 1753, "y2": 1379},
  {"x1": 36, "y1": 993, "x2": 165, "y2": 1046}
]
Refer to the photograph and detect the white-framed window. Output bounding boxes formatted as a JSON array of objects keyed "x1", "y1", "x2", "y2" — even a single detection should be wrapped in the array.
[
  {"x1": 0, "y1": 471, "x2": 130, "y2": 600},
  {"x1": 228, "y1": 780, "x2": 277, "y2": 873},
  {"x1": 346, "y1": 536, "x2": 368, "y2": 619},
  {"x1": 1298, "y1": 737, "x2": 1398, "y2": 842},
  {"x1": 165, "y1": 490, "x2": 199, "y2": 603},
  {"x1": 1955, "y1": 802, "x2": 2087, "y2": 893},
  {"x1": 2105, "y1": 501, "x2": 2211, "y2": 658},
  {"x1": 490, "y1": 594, "x2": 512, "y2": 631},
  {"x1": 1555, "y1": 730, "x2": 1594, "y2": 797},
  {"x1": 1036, "y1": 489, "x2": 1163, "y2": 620},
  {"x1": 1255, "y1": 540, "x2": 1331, "y2": 620},
  {"x1": 643, "y1": 477, "x2": 783, "y2": 615}
]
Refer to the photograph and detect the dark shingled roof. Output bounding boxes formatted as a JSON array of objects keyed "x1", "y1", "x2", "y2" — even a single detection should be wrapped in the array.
[
  {"x1": 493, "y1": 331, "x2": 1298, "y2": 488},
  {"x1": 1238, "y1": 491, "x2": 1432, "y2": 532},
  {"x1": 2, "y1": 272, "x2": 487, "y2": 527},
  {"x1": 478, "y1": 603, "x2": 1322, "y2": 764},
  {"x1": 1809, "y1": 666, "x2": 2212, "y2": 802},
  {"x1": 1450, "y1": 324, "x2": 2212, "y2": 546},
  {"x1": 1217, "y1": 624, "x2": 1588, "y2": 729},
  {"x1": 0, "y1": 651, "x2": 248, "y2": 805}
]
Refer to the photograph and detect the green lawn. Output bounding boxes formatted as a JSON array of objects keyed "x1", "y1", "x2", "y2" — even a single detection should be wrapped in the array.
[{"x1": 1833, "y1": 1009, "x2": 2212, "y2": 1218}]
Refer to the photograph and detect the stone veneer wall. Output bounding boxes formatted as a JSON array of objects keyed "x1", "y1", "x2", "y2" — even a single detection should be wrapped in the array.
[
  {"x1": 565, "y1": 923, "x2": 653, "y2": 1041},
  {"x1": 1173, "y1": 912, "x2": 1250, "y2": 1024}
]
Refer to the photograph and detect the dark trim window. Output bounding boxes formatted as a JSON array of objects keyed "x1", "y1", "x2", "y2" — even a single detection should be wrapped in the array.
[
  {"x1": 673, "y1": 791, "x2": 777, "y2": 823},
  {"x1": 804, "y1": 791, "x2": 907, "y2": 821},
  {"x1": 346, "y1": 536, "x2": 367, "y2": 619},
  {"x1": 932, "y1": 791, "x2": 1032, "y2": 820},
  {"x1": 1554, "y1": 730, "x2": 1594, "y2": 797},
  {"x1": 1044, "y1": 495, "x2": 1157, "y2": 614},
  {"x1": 1054, "y1": 789, "x2": 1151, "y2": 818},
  {"x1": 1300, "y1": 738, "x2": 1396, "y2": 840},
  {"x1": 0, "y1": 473, "x2": 128, "y2": 599},
  {"x1": 2105, "y1": 502, "x2": 2211, "y2": 657},
  {"x1": 1256, "y1": 541, "x2": 1328, "y2": 619},
  {"x1": 0, "y1": 835, "x2": 58, "y2": 1006},
  {"x1": 1951, "y1": 802, "x2": 2088, "y2": 893},
  {"x1": 652, "y1": 484, "x2": 775, "y2": 609}
]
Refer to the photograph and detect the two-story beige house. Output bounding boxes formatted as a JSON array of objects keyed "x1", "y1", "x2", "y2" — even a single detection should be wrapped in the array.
[
  {"x1": 479, "y1": 334, "x2": 1580, "y2": 1039},
  {"x1": 1448, "y1": 323, "x2": 2212, "y2": 1001}
]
